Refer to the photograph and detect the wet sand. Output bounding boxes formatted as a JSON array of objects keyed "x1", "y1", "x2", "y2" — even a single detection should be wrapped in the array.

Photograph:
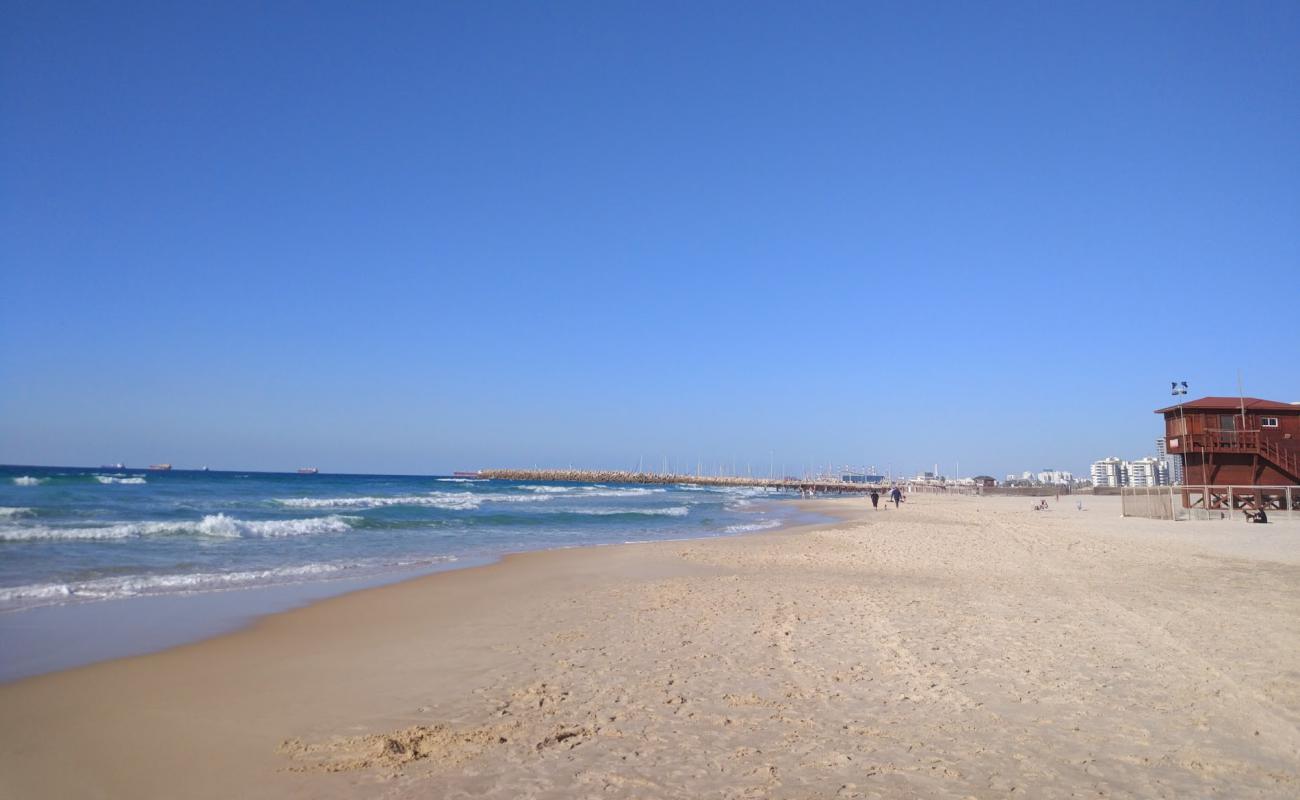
[{"x1": 1, "y1": 495, "x2": 1297, "y2": 798}]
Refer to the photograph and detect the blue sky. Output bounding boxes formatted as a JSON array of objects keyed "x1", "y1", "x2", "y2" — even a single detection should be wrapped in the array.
[{"x1": 2, "y1": 1, "x2": 1297, "y2": 477}]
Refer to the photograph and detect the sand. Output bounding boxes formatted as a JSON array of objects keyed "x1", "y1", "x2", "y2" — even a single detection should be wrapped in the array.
[{"x1": 1, "y1": 494, "x2": 1297, "y2": 799}]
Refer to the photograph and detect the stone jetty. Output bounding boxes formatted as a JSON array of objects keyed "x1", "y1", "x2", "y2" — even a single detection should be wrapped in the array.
[{"x1": 475, "y1": 468, "x2": 907, "y2": 495}]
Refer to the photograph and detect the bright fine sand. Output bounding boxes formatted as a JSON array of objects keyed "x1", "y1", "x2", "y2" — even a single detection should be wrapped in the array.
[{"x1": 2, "y1": 495, "x2": 1298, "y2": 799}]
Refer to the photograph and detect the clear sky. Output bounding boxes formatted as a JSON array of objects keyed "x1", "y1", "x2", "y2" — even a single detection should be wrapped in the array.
[{"x1": 2, "y1": 1, "x2": 1298, "y2": 477}]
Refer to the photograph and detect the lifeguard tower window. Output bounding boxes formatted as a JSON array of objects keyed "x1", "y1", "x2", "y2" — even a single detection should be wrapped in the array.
[{"x1": 1262, "y1": 417, "x2": 1280, "y2": 427}]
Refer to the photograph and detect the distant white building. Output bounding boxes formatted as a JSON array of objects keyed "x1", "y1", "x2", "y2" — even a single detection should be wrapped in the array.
[
  {"x1": 1002, "y1": 469, "x2": 1077, "y2": 486},
  {"x1": 1091, "y1": 455, "x2": 1171, "y2": 488},
  {"x1": 1126, "y1": 457, "x2": 1167, "y2": 488},
  {"x1": 1090, "y1": 457, "x2": 1127, "y2": 488},
  {"x1": 1036, "y1": 469, "x2": 1074, "y2": 485}
]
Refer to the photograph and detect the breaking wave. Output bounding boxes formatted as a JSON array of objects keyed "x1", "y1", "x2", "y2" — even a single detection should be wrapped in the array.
[
  {"x1": 719, "y1": 486, "x2": 781, "y2": 497},
  {"x1": 0, "y1": 556, "x2": 457, "y2": 610},
  {"x1": 12, "y1": 476, "x2": 45, "y2": 486},
  {"x1": 521, "y1": 485, "x2": 668, "y2": 498},
  {"x1": 577, "y1": 487, "x2": 667, "y2": 497},
  {"x1": 0, "y1": 514, "x2": 356, "y2": 541},
  {"x1": 0, "y1": 507, "x2": 33, "y2": 518},
  {"x1": 275, "y1": 491, "x2": 546, "y2": 510},
  {"x1": 723, "y1": 519, "x2": 783, "y2": 534},
  {"x1": 277, "y1": 492, "x2": 481, "y2": 510},
  {"x1": 94, "y1": 475, "x2": 148, "y2": 485},
  {"x1": 561, "y1": 506, "x2": 690, "y2": 517}
]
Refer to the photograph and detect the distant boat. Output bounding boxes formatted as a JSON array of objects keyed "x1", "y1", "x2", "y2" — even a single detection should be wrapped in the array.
[
  {"x1": 452, "y1": 471, "x2": 480, "y2": 478},
  {"x1": 297, "y1": 468, "x2": 319, "y2": 475},
  {"x1": 201, "y1": 466, "x2": 210, "y2": 472},
  {"x1": 149, "y1": 464, "x2": 172, "y2": 471},
  {"x1": 101, "y1": 463, "x2": 125, "y2": 470}
]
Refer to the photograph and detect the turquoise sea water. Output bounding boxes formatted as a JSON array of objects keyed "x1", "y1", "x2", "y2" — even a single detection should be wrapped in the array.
[{"x1": 0, "y1": 465, "x2": 800, "y2": 613}]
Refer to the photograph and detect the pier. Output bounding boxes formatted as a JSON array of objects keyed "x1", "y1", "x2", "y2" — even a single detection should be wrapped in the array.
[{"x1": 476, "y1": 468, "x2": 976, "y2": 495}]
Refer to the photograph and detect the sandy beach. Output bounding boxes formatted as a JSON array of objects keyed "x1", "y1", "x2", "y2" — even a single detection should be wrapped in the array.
[{"x1": 1, "y1": 494, "x2": 1297, "y2": 799}]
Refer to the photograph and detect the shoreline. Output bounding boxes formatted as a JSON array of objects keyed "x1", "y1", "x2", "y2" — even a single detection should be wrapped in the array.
[
  {"x1": 0, "y1": 557, "x2": 488, "y2": 684},
  {"x1": 2, "y1": 494, "x2": 1297, "y2": 798},
  {"x1": 0, "y1": 498, "x2": 832, "y2": 684}
]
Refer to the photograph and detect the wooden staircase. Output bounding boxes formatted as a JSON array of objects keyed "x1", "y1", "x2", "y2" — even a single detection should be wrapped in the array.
[
  {"x1": 1259, "y1": 438, "x2": 1300, "y2": 483},
  {"x1": 1188, "y1": 430, "x2": 1300, "y2": 484}
]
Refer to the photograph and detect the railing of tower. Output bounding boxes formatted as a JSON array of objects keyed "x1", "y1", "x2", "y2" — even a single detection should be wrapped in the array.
[
  {"x1": 1177, "y1": 428, "x2": 1300, "y2": 478},
  {"x1": 1121, "y1": 484, "x2": 1298, "y2": 521},
  {"x1": 1187, "y1": 429, "x2": 1258, "y2": 449}
]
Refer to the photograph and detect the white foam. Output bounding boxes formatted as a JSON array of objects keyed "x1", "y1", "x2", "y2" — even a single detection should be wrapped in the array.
[
  {"x1": 670, "y1": 484, "x2": 778, "y2": 497},
  {"x1": 0, "y1": 507, "x2": 33, "y2": 518},
  {"x1": 94, "y1": 475, "x2": 148, "y2": 485},
  {"x1": 576, "y1": 487, "x2": 667, "y2": 497},
  {"x1": 436, "y1": 477, "x2": 486, "y2": 483},
  {"x1": 560, "y1": 506, "x2": 690, "y2": 517},
  {"x1": 0, "y1": 514, "x2": 356, "y2": 541},
  {"x1": 0, "y1": 583, "x2": 72, "y2": 604},
  {"x1": 536, "y1": 484, "x2": 672, "y2": 496},
  {"x1": 0, "y1": 524, "x2": 136, "y2": 541},
  {"x1": 12, "y1": 476, "x2": 45, "y2": 486},
  {"x1": 0, "y1": 556, "x2": 457, "y2": 610},
  {"x1": 277, "y1": 492, "x2": 482, "y2": 510},
  {"x1": 195, "y1": 514, "x2": 357, "y2": 538},
  {"x1": 723, "y1": 519, "x2": 783, "y2": 534},
  {"x1": 486, "y1": 493, "x2": 549, "y2": 503},
  {"x1": 719, "y1": 486, "x2": 779, "y2": 497},
  {"x1": 275, "y1": 491, "x2": 546, "y2": 510}
]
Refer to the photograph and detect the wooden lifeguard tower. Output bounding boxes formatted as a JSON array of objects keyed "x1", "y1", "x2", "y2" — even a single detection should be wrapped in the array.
[{"x1": 1155, "y1": 396, "x2": 1300, "y2": 512}]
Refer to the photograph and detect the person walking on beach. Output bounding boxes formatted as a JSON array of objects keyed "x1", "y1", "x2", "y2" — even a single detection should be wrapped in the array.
[
  {"x1": 869, "y1": 489, "x2": 880, "y2": 509},
  {"x1": 890, "y1": 486, "x2": 902, "y2": 508}
]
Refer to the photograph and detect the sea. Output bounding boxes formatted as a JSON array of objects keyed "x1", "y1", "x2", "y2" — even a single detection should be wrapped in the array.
[{"x1": 0, "y1": 465, "x2": 810, "y2": 681}]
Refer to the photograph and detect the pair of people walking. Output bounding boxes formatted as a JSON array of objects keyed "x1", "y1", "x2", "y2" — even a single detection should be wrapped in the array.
[{"x1": 869, "y1": 487, "x2": 903, "y2": 509}]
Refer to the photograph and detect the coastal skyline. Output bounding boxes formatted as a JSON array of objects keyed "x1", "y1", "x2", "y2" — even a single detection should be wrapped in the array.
[{"x1": 4, "y1": 2, "x2": 1298, "y2": 477}]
